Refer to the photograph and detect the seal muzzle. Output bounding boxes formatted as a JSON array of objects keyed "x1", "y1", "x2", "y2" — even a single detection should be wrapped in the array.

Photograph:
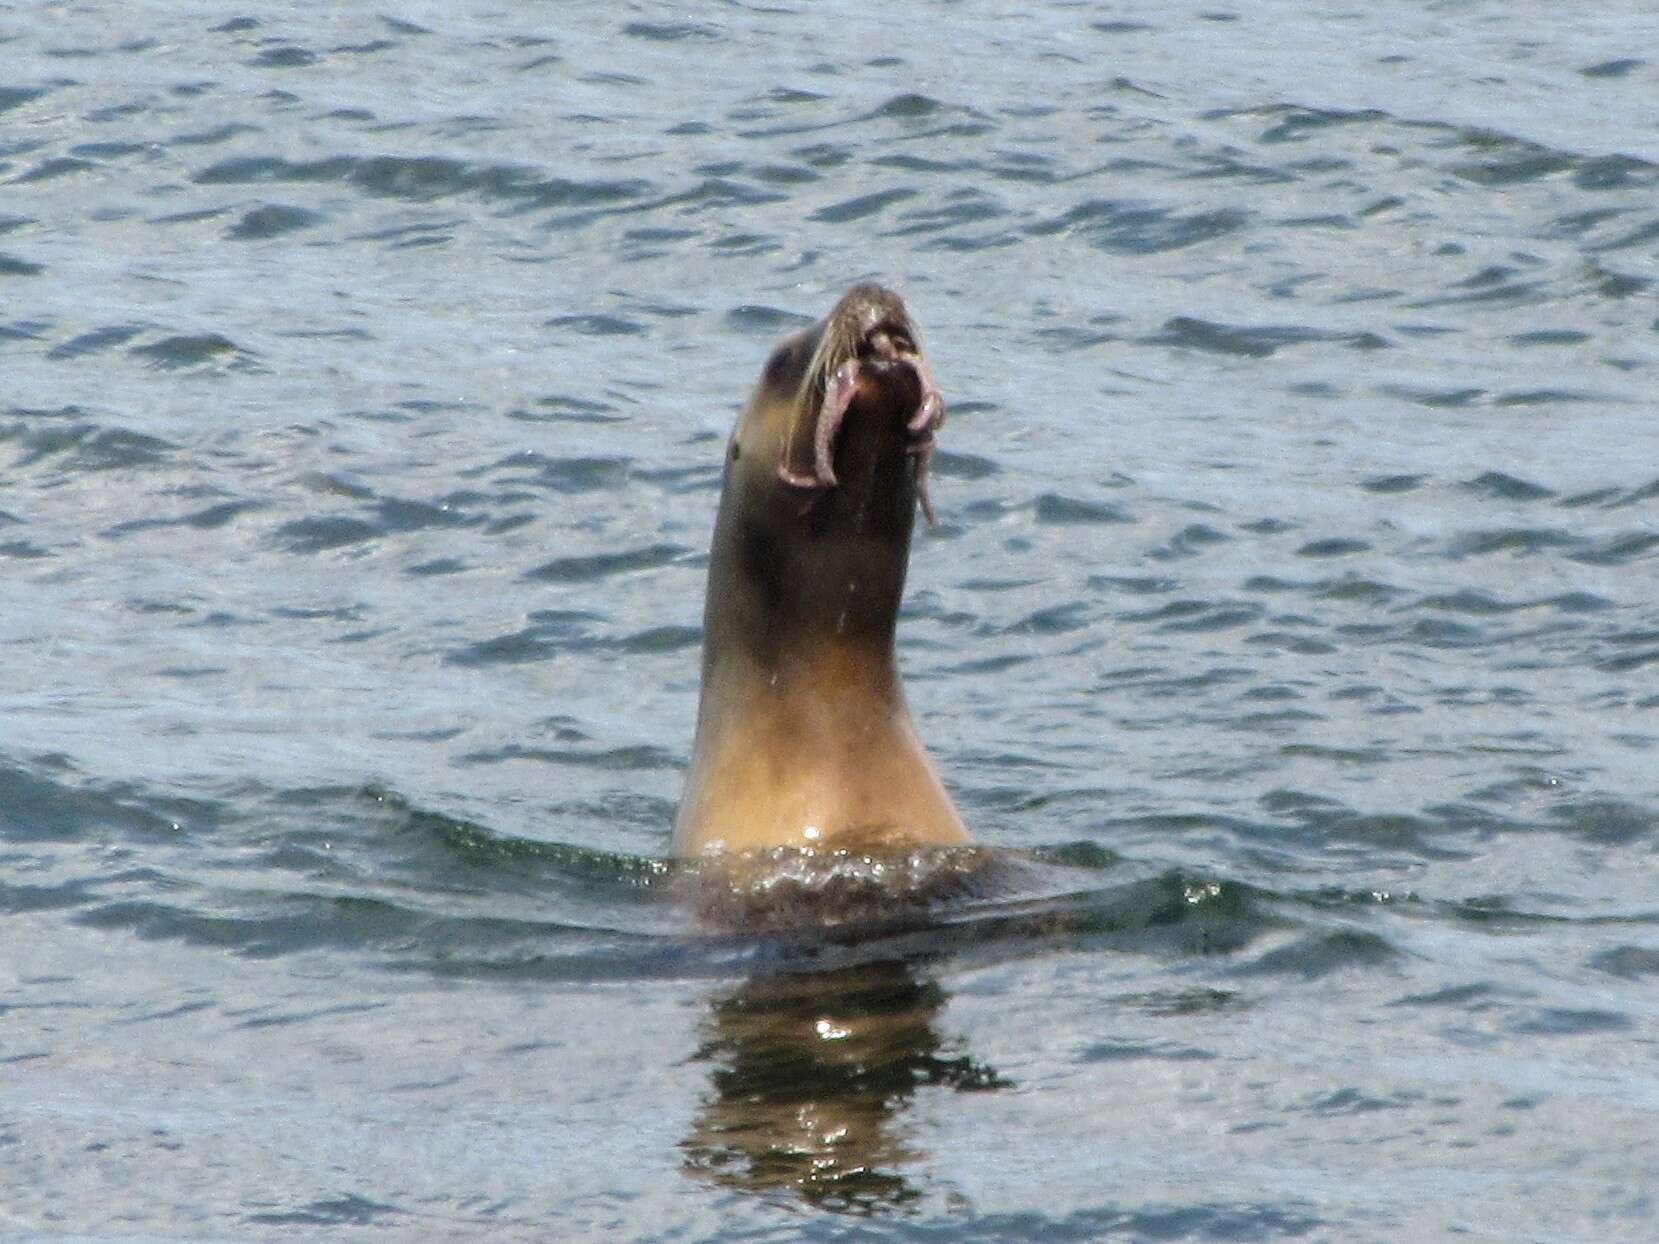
[{"x1": 776, "y1": 285, "x2": 946, "y2": 525}]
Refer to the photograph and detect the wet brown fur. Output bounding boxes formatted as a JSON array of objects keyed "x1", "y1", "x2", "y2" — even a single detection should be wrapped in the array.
[{"x1": 674, "y1": 285, "x2": 968, "y2": 856}]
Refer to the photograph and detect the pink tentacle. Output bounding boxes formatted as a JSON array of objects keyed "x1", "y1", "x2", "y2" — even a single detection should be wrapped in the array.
[
  {"x1": 905, "y1": 355, "x2": 945, "y2": 437},
  {"x1": 913, "y1": 444, "x2": 938, "y2": 527},
  {"x1": 813, "y1": 358, "x2": 861, "y2": 488},
  {"x1": 902, "y1": 355, "x2": 944, "y2": 527}
]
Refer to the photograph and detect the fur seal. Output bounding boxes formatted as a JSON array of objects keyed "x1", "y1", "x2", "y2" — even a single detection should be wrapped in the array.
[{"x1": 675, "y1": 284, "x2": 969, "y2": 857}]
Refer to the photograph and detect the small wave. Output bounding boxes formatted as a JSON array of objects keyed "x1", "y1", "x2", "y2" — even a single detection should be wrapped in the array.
[
  {"x1": 246, "y1": 45, "x2": 320, "y2": 70},
  {"x1": 128, "y1": 332, "x2": 253, "y2": 372},
  {"x1": 0, "y1": 86, "x2": 52, "y2": 114},
  {"x1": 4, "y1": 411, "x2": 177, "y2": 473},
  {"x1": 0, "y1": 757, "x2": 198, "y2": 844},
  {"x1": 544, "y1": 313, "x2": 646, "y2": 336},
  {"x1": 809, "y1": 188, "x2": 917, "y2": 225},
  {"x1": 1590, "y1": 946, "x2": 1659, "y2": 979},
  {"x1": 191, "y1": 153, "x2": 651, "y2": 214},
  {"x1": 1446, "y1": 527, "x2": 1583, "y2": 559},
  {"x1": 226, "y1": 203, "x2": 323, "y2": 240},
  {"x1": 24, "y1": 760, "x2": 1646, "y2": 999},
  {"x1": 106, "y1": 498, "x2": 263, "y2": 538},
  {"x1": 265, "y1": 482, "x2": 492, "y2": 555},
  {"x1": 511, "y1": 393, "x2": 628, "y2": 425},
  {"x1": 1233, "y1": 928, "x2": 1402, "y2": 979},
  {"x1": 522, "y1": 542, "x2": 687, "y2": 583},
  {"x1": 13, "y1": 156, "x2": 97, "y2": 184},
  {"x1": 1297, "y1": 537, "x2": 1371, "y2": 558},
  {"x1": 2, "y1": 758, "x2": 1301, "y2": 982},
  {"x1": 246, "y1": 1193, "x2": 404, "y2": 1229},
  {"x1": 0, "y1": 252, "x2": 44, "y2": 276},
  {"x1": 45, "y1": 323, "x2": 145, "y2": 360},
  {"x1": 1028, "y1": 199, "x2": 1251, "y2": 254},
  {"x1": 1033, "y1": 492, "x2": 1133, "y2": 525},
  {"x1": 724, "y1": 304, "x2": 814, "y2": 334},
  {"x1": 1150, "y1": 316, "x2": 1387, "y2": 358},
  {"x1": 456, "y1": 742, "x2": 680, "y2": 773},
  {"x1": 621, "y1": 21, "x2": 721, "y2": 42}
]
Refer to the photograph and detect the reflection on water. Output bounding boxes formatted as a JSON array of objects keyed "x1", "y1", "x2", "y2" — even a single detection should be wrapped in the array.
[{"x1": 682, "y1": 960, "x2": 1006, "y2": 1214}]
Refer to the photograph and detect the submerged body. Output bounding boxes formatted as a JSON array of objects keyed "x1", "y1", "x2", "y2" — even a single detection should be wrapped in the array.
[{"x1": 675, "y1": 285, "x2": 969, "y2": 856}]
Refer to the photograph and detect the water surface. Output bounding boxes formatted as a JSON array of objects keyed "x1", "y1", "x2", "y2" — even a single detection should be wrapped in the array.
[{"x1": 4, "y1": 2, "x2": 1659, "y2": 1240}]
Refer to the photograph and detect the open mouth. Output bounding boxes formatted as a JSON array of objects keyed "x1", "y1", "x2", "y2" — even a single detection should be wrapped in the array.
[{"x1": 776, "y1": 318, "x2": 946, "y2": 525}]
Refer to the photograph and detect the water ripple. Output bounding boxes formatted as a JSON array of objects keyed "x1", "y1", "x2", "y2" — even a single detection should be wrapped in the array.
[
  {"x1": 193, "y1": 153, "x2": 652, "y2": 213},
  {"x1": 7, "y1": 6, "x2": 1659, "y2": 1233}
]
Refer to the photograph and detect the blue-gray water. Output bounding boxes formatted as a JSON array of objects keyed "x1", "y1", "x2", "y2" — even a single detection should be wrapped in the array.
[{"x1": 4, "y1": 2, "x2": 1659, "y2": 1240}]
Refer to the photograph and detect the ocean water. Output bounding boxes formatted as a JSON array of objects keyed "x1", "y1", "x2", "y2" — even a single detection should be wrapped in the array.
[{"x1": 4, "y1": 2, "x2": 1659, "y2": 1240}]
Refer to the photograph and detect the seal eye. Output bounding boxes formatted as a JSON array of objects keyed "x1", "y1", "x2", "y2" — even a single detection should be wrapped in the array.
[{"x1": 729, "y1": 441, "x2": 741, "y2": 462}]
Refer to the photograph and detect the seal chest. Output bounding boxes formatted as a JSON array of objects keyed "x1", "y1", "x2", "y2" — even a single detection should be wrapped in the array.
[{"x1": 675, "y1": 285, "x2": 969, "y2": 857}]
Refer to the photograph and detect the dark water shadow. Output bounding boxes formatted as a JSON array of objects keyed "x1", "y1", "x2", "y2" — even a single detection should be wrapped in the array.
[{"x1": 681, "y1": 958, "x2": 1005, "y2": 1214}]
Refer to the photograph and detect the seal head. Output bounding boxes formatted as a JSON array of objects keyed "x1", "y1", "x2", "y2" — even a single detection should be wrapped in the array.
[{"x1": 675, "y1": 284, "x2": 968, "y2": 857}]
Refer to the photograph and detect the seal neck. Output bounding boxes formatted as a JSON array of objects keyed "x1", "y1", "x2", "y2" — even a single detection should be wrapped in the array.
[{"x1": 697, "y1": 462, "x2": 914, "y2": 694}]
